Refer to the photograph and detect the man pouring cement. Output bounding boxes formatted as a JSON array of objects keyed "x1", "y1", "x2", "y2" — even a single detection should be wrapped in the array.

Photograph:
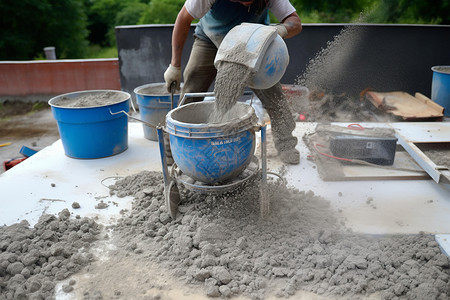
[{"x1": 164, "y1": 0, "x2": 302, "y2": 164}]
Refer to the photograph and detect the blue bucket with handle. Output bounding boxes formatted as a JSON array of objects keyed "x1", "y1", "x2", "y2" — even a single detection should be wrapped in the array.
[
  {"x1": 431, "y1": 66, "x2": 450, "y2": 116},
  {"x1": 48, "y1": 90, "x2": 130, "y2": 159},
  {"x1": 134, "y1": 83, "x2": 181, "y2": 141},
  {"x1": 166, "y1": 102, "x2": 258, "y2": 184}
]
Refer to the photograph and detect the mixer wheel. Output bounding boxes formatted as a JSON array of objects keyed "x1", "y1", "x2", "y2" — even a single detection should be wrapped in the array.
[{"x1": 166, "y1": 180, "x2": 181, "y2": 219}]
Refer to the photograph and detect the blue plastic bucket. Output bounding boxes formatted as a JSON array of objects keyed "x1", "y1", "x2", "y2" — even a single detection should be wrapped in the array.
[
  {"x1": 166, "y1": 102, "x2": 258, "y2": 184},
  {"x1": 48, "y1": 90, "x2": 130, "y2": 159},
  {"x1": 134, "y1": 83, "x2": 181, "y2": 141},
  {"x1": 431, "y1": 66, "x2": 450, "y2": 116}
]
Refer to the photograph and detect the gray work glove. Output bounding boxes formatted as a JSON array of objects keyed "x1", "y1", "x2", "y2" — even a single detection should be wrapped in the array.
[
  {"x1": 273, "y1": 24, "x2": 288, "y2": 38},
  {"x1": 164, "y1": 64, "x2": 181, "y2": 92}
]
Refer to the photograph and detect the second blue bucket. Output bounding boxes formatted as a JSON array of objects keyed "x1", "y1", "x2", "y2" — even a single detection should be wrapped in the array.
[
  {"x1": 134, "y1": 83, "x2": 181, "y2": 141},
  {"x1": 431, "y1": 66, "x2": 450, "y2": 117}
]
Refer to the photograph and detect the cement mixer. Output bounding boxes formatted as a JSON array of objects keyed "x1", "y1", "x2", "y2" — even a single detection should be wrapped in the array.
[
  {"x1": 156, "y1": 92, "x2": 270, "y2": 219},
  {"x1": 158, "y1": 24, "x2": 289, "y2": 219},
  {"x1": 113, "y1": 23, "x2": 289, "y2": 219},
  {"x1": 214, "y1": 23, "x2": 289, "y2": 90}
]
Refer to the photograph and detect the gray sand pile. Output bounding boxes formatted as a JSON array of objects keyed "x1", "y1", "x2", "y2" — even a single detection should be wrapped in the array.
[
  {"x1": 54, "y1": 91, "x2": 127, "y2": 108},
  {"x1": 1, "y1": 171, "x2": 449, "y2": 299},
  {"x1": 0, "y1": 210, "x2": 101, "y2": 299},
  {"x1": 419, "y1": 144, "x2": 450, "y2": 169},
  {"x1": 106, "y1": 171, "x2": 450, "y2": 299}
]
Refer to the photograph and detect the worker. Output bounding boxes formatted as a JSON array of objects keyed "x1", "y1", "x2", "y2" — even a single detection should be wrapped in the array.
[{"x1": 164, "y1": 0, "x2": 302, "y2": 164}]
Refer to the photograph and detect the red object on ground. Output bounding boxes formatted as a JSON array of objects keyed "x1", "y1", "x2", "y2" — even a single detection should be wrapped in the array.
[{"x1": 3, "y1": 157, "x2": 27, "y2": 171}]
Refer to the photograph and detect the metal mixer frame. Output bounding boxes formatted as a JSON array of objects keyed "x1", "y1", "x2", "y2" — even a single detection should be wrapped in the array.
[
  {"x1": 110, "y1": 91, "x2": 270, "y2": 219},
  {"x1": 156, "y1": 92, "x2": 269, "y2": 219}
]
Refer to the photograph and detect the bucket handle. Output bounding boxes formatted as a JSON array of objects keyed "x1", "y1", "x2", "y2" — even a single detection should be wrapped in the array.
[
  {"x1": 127, "y1": 96, "x2": 137, "y2": 113},
  {"x1": 179, "y1": 92, "x2": 215, "y2": 106},
  {"x1": 179, "y1": 91, "x2": 254, "y2": 106},
  {"x1": 170, "y1": 82, "x2": 176, "y2": 110},
  {"x1": 109, "y1": 108, "x2": 160, "y2": 129}
]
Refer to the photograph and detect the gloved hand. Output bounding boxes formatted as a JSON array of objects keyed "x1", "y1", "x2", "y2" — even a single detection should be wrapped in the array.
[
  {"x1": 164, "y1": 64, "x2": 181, "y2": 92},
  {"x1": 273, "y1": 24, "x2": 288, "y2": 38}
]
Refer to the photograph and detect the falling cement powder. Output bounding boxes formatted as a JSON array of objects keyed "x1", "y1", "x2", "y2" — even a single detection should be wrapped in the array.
[
  {"x1": 288, "y1": 26, "x2": 369, "y2": 122},
  {"x1": 60, "y1": 170, "x2": 449, "y2": 300},
  {"x1": 296, "y1": 25, "x2": 364, "y2": 93},
  {"x1": 209, "y1": 62, "x2": 252, "y2": 124}
]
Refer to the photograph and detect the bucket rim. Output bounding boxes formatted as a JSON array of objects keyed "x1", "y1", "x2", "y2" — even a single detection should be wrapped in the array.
[
  {"x1": 134, "y1": 82, "x2": 183, "y2": 96},
  {"x1": 431, "y1": 66, "x2": 450, "y2": 74},
  {"x1": 166, "y1": 102, "x2": 258, "y2": 138},
  {"x1": 48, "y1": 90, "x2": 130, "y2": 109}
]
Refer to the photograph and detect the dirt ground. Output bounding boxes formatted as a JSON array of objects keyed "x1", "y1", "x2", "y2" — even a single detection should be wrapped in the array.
[{"x1": 0, "y1": 101, "x2": 60, "y2": 174}]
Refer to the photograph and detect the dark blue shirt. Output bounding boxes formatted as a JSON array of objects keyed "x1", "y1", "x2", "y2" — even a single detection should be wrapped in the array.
[{"x1": 195, "y1": 0, "x2": 269, "y2": 47}]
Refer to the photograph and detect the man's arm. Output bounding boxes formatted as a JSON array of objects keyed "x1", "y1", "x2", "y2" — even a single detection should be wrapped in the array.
[
  {"x1": 164, "y1": 5, "x2": 195, "y2": 91},
  {"x1": 280, "y1": 12, "x2": 302, "y2": 39},
  {"x1": 171, "y1": 6, "x2": 195, "y2": 67}
]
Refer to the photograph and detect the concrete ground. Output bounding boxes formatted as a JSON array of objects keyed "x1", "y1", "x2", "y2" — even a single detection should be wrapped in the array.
[
  {"x1": 1, "y1": 98, "x2": 449, "y2": 300},
  {"x1": 0, "y1": 103, "x2": 60, "y2": 174}
]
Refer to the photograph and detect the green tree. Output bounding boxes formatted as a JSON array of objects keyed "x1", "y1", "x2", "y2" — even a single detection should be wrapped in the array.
[
  {"x1": 139, "y1": 0, "x2": 185, "y2": 24},
  {"x1": 87, "y1": 0, "x2": 148, "y2": 47},
  {"x1": 365, "y1": 0, "x2": 450, "y2": 24},
  {"x1": 0, "y1": 0, "x2": 88, "y2": 60},
  {"x1": 291, "y1": 0, "x2": 376, "y2": 23},
  {"x1": 291, "y1": 0, "x2": 450, "y2": 24}
]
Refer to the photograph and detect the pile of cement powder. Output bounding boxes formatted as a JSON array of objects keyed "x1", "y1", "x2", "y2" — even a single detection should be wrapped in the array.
[
  {"x1": 54, "y1": 91, "x2": 127, "y2": 108},
  {"x1": 433, "y1": 66, "x2": 450, "y2": 74},
  {"x1": 103, "y1": 171, "x2": 450, "y2": 299},
  {"x1": 138, "y1": 84, "x2": 172, "y2": 96},
  {"x1": 138, "y1": 82, "x2": 185, "y2": 96},
  {"x1": 0, "y1": 209, "x2": 101, "y2": 299},
  {"x1": 418, "y1": 144, "x2": 450, "y2": 168}
]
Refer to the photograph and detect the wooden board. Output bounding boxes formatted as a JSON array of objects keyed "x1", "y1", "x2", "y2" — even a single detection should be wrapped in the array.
[{"x1": 365, "y1": 91, "x2": 444, "y2": 120}]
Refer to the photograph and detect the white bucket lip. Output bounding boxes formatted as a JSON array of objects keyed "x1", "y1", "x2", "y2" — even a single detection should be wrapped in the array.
[
  {"x1": 431, "y1": 66, "x2": 450, "y2": 74},
  {"x1": 133, "y1": 82, "x2": 183, "y2": 96},
  {"x1": 48, "y1": 90, "x2": 130, "y2": 109},
  {"x1": 166, "y1": 102, "x2": 258, "y2": 137}
]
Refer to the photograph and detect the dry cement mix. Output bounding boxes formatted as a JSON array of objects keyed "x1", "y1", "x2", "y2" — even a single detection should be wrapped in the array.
[
  {"x1": 1, "y1": 157, "x2": 449, "y2": 300},
  {"x1": 53, "y1": 92, "x2": 127, "y2": 108},
  {"x1": 46, "y1": 171, "x2": 448, "y2": 300},
  {"x1": 0, "y1": 210, "x2": 101, "y2": 299}
]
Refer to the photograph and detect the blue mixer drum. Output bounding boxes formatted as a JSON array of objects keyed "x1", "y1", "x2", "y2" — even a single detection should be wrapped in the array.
[{"x1": 166, "y1": 102, "x2": 258, "y2": 184}]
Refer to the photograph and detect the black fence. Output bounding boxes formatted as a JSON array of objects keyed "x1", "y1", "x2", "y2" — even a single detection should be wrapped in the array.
[{"x1": 116, "y1": 24, "x2": 450, "y2": 99}]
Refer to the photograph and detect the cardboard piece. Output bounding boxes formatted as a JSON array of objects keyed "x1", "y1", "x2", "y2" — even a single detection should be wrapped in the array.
[{"x1": 365, "y1": 91, "x2": 444, "y2": 120}]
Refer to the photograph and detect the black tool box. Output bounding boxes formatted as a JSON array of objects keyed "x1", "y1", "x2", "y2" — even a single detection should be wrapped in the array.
[{"x1": 330, "y1": 135, "x2": 398, "y2": 165}]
